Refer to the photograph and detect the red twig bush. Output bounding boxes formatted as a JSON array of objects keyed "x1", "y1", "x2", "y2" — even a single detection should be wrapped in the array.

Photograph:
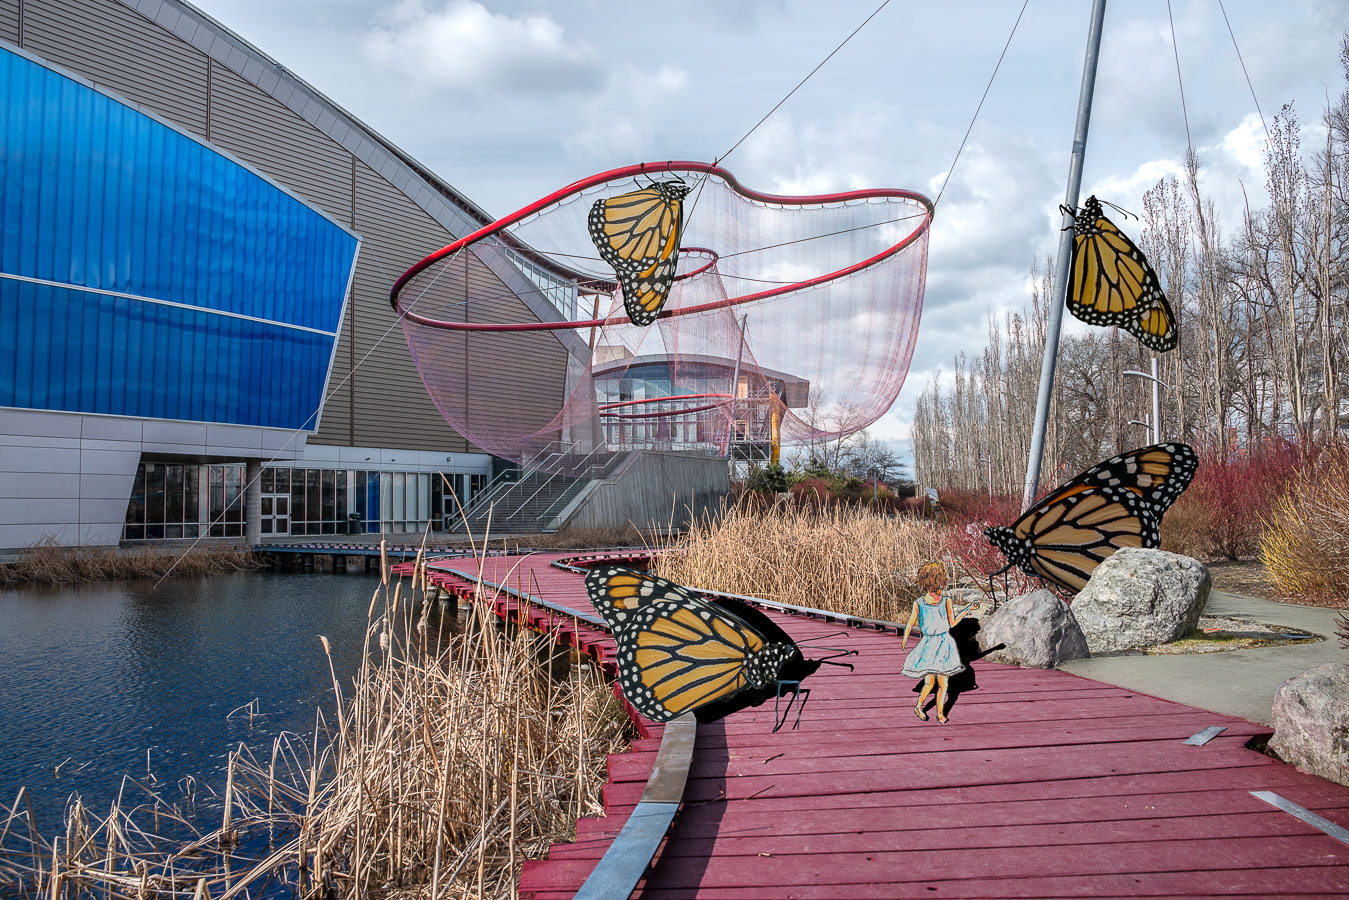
[{"x1": 1161, "y1": 440, "x2": 1306, "y2": 560}]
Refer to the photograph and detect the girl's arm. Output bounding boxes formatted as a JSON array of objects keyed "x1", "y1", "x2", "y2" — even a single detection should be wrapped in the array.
[
  {"x1": 901, "y1": 600, "x2": 920, "y2": 648},
  {"x1": 948, "y1": 594, "x2": 976, "y2": 625}
]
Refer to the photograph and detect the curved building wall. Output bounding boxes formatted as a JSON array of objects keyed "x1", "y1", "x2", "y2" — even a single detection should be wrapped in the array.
[
  {"x1": 0, "y1": 0, "x2": 571, "y2": 454},
  {"x1": 0, "y1": 0, "x2": 574, "y2": 548}
]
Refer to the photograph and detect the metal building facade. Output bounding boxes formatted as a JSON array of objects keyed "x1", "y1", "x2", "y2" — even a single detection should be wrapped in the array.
[{"x1": 0, "y1": 0, "x2": 574, "y2": 549}]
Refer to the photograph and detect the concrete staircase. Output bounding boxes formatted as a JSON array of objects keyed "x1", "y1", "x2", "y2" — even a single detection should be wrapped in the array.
[{"x1": 462, "y1": 452, "x2": 624, "y2": 535}]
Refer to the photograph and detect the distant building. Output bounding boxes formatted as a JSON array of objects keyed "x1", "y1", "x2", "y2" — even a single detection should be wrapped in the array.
[
  {"x1": 592, "y1": 350, "x2": 809, "y2": 460},
  {"x1": 0, "y1": 0, "x2": 575, "y2": 549}
]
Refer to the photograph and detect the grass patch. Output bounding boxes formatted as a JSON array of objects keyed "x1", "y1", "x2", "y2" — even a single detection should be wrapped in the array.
[
  {"x1": 653, "y1": 500, "x2": 940, "y2": 622},
  {"x1": 0, "y1": 538, "x2": 262, "y2": 585}
]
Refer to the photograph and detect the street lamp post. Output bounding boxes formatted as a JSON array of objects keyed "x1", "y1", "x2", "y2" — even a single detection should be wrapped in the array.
[{"x1": 1123, "y1": 357, "x2": 1169, "y2": 444}]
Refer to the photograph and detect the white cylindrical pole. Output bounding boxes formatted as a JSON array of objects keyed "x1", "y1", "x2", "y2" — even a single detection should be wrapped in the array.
[{"x1": 1151, "y1": 356, "x2": 1162, "y2": 443}]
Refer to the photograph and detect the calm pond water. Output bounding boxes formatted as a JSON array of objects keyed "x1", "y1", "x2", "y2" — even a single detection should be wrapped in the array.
[{"x1": 0, "y1": 570, "x2": 396, "y2": 836}]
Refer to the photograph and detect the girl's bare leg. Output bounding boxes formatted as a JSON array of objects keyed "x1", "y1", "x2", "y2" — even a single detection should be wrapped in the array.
[
  {"x1": 915, "y1": 674, "x2": 935, "y2": 719},
  {"x1": 936, "y1": 674, "x2": 951, "y2": 723}
]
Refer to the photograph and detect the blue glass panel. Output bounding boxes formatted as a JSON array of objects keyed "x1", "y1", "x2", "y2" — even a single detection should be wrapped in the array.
[
  {"x1": 0, "y1": 47, "x2": 358, "y2": 427},
  {"x1": 0, "y1": 280, "x2": 331, "y2": 430}
]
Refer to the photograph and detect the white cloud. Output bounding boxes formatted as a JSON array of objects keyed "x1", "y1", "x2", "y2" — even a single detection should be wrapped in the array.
[{"x1": 364, "y1": 1, "x2": 603, "y2": 97}]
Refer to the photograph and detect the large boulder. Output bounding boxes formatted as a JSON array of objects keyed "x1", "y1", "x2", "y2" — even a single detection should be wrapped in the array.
[
  {"x1": 1269, "y1": 663, "x2": 1349, "y2": 786},
  {"x1": 976, "y1": 589, "x2": 1089, "y2": 668},
  {"x1": 1071, "y1": 548, "x2": 1210, "y2": 653}
]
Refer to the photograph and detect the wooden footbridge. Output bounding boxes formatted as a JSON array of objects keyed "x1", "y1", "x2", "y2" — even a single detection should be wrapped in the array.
[{"x1": 409, "y1": 550, "x2": 1349, "y2": 898}]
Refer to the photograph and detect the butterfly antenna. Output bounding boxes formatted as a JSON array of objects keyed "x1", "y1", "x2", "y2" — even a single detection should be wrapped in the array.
[
  {"x1": 1101, "y1": 198, "x2": 1138, "y2": 220},
  {"x1": 810, "y1": 647, "x2": 858, "y2": 670}
]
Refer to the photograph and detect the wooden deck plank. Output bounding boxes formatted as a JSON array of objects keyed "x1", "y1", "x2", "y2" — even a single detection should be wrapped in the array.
[{"x1": 425, "y1": 553, "x2": 1349, "y2": 900}]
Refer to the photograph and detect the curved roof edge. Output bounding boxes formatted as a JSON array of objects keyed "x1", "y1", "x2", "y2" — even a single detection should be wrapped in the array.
[{"x1": 119, "y1": 0, "x2": 588, "y2": 358}]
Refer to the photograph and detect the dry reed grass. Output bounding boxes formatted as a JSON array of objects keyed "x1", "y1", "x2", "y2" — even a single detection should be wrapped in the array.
[
  {"x1": 0, "y1": 538, "x2": 262, "y2": 585},
  {"x1": 1259, "y1": 449, "x2": 1349, "y2": 607},
  {"x1": 0, "y1": 550, "x2": 633, "y2": 898},
  {"x1": 654, "y1": 500, "x2": 941, "y2": 622}
]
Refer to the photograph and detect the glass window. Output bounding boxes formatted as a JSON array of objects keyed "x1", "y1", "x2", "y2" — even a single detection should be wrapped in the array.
[
  {"x1": 321, "y1": 469, "x2": 336, "y2": 523},
  {"x1": 185, "y1": 466, "x2": 199, "y2": 524},
  {"x1": 209, "y1": 466, "x2": 225, "y2": 537},
  {"x1": 306, "y1": 469, "x2": 320, "y2": 524},
  {"x1": 166, "y1": 466, "x2": 183, "y2": 525},
  {"x1": 124, "y1": 464, "x2": 146, "y2": 527},
  {"x1": 261, "y1": 467, "x2": 274, "y2": 493},
  {"x1": 291, "y1": 471, "x2": 305, "y2": 528},
  {"x1": 392, "y1": 473, "x2": 405, "y2": 526},
  {"x1": 380, "y1": 473, "x2": 392, "y2": 528},
  {"x1": 146, "y1": 463, "x2": 165, "y2": 525},
  {"x1": 274, "y1": 468, "x2": 289, "y2": 493},
  {"x1": 225, "y1": 466, "x2": 243, "y2": 524}
]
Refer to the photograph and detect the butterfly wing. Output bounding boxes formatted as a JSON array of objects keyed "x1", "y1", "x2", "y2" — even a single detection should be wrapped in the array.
[
  {"x1": 1066, "y1": 197, "x2": 1178, "y2": 352},
  {"x1": 585, "y1": 566, "x2": 768, "y2": 722},
  {"x1": 587, "y1": 182, "x2": 689, "y2": 327},
  {"x1": 991, "y1": 443, "x2": 1198, "y2": 593}
]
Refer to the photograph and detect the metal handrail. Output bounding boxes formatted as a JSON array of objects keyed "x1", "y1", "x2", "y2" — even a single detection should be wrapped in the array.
[
  {"x1": 463, "y1": 440, "x2": 581, "y2": 520},
  {"x1": 509, "y1": 442, "x2": 607, "y2": 518},
  {"x1": 537, "y1": 450, "x2": 629, "y2": 527}
]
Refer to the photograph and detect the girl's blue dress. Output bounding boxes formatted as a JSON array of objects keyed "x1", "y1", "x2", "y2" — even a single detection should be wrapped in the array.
[{"x1": 902, "y1": 595, "x2": 965, "y2": 677}]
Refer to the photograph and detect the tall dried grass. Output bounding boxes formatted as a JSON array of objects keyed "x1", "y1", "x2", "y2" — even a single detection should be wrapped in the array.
[
  {"x1": 0, "y1": 554, "x2": 633, "y2": 898},
  {"x1": 0, "y1": 538, "x2": 261, "y2": 585},
  {"x1": 1259, "y1": 448, "x2": 1349, "y2": 607},
  {"x1": 654, "y1": 500, "x2": 941, "y2": 622}
]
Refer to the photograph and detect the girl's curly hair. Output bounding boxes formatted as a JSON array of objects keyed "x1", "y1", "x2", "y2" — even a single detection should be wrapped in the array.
[{"x1": 917, "y1": 561, "x2": 947, "y2": 594}]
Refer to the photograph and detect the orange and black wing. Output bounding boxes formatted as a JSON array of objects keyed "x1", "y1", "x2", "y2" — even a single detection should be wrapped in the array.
[
  {"x1": 587, "y1": 181, "x2": 689, "y2": 326},
  {"x1": 990, "y1": 443, "x2": 1197, "y2": 593},
  {"x1": 585, "y1": 566, "x2": 764, "y2": 722},
  {"x1": 1066, "y1": 196, "x2": 1178, "y2": 352}
]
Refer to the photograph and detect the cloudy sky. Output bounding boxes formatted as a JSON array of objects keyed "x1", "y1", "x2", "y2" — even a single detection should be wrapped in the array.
[{"x1": 195, "y1": 0, "x2": 1346, "y2": 460}]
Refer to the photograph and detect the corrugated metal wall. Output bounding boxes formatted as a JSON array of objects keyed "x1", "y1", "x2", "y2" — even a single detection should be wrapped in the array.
[
  {"x1": 6, "y1": 0, "x2": 573, "y2": 456},
  {"x1": 21, "y1": 0, "x2": 208, "y2": 135},
  {"x1": 0, "y1": 0, "x2": 19, "y2": 44}
]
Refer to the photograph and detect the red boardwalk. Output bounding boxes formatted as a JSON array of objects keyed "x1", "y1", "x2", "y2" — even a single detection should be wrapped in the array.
[{"x1": 420, "y1": 552, "x2": 1349, "y2": 898}]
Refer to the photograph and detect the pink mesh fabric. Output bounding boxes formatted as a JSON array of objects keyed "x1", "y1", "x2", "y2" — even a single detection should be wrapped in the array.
[{"x1": 392, "y1": 163, "x2": 931, "y2": 473}]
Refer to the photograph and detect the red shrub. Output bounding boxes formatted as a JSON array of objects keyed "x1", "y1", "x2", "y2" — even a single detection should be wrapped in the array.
[{"x1": 1173, "y1": 440, "x2": 1308, "y2": 560}]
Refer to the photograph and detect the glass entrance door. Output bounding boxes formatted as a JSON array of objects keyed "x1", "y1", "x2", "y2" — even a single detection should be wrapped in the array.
[{"x1": 261, "y1": 493, "x2": 290, "y2": 536}]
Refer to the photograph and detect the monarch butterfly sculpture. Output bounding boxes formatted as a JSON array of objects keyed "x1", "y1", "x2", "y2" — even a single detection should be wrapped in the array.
[
  {"x1": 587, "y1": 180, "x2": 689, "y2": 326},
  {"x1": 585, "y1": 565, "x2": 853, "y2": 730},
  {"x1": 1064, "y1": 196, "x2": 1178, "y2": 352},
  {"x1": 985, "y1": 443, "x2": 1197, "y2": 594}
]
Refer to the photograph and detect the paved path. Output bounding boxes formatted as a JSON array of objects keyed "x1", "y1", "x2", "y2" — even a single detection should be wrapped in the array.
[
  {"x1": 419, "y1": 553, "x2": 1349, "y2": 898},
  {"x1": 1062, "y1": 590, "x2": 1345, "y2": 725}
]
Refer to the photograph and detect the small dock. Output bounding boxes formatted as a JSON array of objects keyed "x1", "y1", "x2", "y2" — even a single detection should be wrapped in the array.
[{"x1": 411, "y1": 551, "x2": 1349, "y2": 898}]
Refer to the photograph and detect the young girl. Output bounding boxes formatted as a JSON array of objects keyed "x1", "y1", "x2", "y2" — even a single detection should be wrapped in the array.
[{"x1": 901, "y1": 562, "x2": 978, "y2": 724}]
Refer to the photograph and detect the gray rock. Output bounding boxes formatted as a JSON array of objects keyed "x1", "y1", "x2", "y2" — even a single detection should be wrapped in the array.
[
  {"x1": 1269, "y1": 663, "x2": 1349, "y2": 786},
  {"x1": 976, "y1": 589, "x2": 1090, "y2": 668},
  {"x1": 1071, "y1": 548, "x2": 1210, "y2": 653}
]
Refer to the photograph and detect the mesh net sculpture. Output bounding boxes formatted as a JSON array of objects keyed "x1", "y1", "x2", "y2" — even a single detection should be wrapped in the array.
[{"x1": 390, "y1": 162, "x2": 932, "y2": 474}]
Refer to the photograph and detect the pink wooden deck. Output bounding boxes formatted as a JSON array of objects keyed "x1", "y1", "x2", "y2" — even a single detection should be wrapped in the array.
[{"x1": 418, "y1": 551, "x2": 1349, "y2": 898}]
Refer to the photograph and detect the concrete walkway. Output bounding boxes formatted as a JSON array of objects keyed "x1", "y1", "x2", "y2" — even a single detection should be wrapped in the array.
[{"x1": 1060, "y1": 590, "x2": 1345, "y2": 725}]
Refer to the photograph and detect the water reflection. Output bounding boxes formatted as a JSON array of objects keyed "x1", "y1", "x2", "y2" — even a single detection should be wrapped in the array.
[{"x1": 0, "y1": 571, "x2": 395, "y2": 835}]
